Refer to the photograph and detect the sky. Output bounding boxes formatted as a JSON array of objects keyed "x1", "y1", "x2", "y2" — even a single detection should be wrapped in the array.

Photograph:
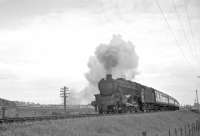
[{"x1": 0, "y1": 0, "x2": 200, "y2": 105}]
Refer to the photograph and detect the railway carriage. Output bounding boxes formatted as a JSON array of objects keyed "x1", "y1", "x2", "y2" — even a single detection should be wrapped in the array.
[{"x1": 94, "y1": 74, "x2": 179, "y2": 114}]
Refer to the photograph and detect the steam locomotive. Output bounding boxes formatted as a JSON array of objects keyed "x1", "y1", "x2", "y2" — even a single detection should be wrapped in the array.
[{"x1": 93, "y1": 74, "x2": 179, "y2": 114}]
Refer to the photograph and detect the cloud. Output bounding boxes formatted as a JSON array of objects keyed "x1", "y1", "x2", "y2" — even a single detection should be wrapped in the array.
[
  {"x1": 0, "y1": 0, "x2": 199, "y2": 105},
  {"x1": 0, "y1": 44, "x2": 31, "y2": 64},
  {"x1": 0, "y1": 69, "x2": 18, "y2": 80},
  {"x1": 0, "y1": 0, "x2": 100, "y2": 29},
  {"x1": 0, "y1": 0, "x2": 199, "y2": 29}
]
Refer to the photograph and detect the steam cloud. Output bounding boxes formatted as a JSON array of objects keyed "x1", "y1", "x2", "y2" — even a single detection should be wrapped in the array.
[
  {"x1": 96, "y1": 35, "x2": 139, "y2": 76},
  {"x1": 81, "y1": 35, "x2": 139, "y2": 104}
]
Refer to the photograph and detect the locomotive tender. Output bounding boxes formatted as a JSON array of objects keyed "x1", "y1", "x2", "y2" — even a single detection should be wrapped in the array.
[{"x1": 94, "y1": 74, "x2": 179, "y2": 114}]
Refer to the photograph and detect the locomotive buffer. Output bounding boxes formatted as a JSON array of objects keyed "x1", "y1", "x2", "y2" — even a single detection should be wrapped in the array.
[{"x1": 60, "y1": 86, "x2": 70, "y2": 113}]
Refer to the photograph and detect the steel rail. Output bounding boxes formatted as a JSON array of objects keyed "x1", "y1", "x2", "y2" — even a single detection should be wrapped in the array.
[{"x1": 0, "y1": 111, "x2": 174, "y2": 124}]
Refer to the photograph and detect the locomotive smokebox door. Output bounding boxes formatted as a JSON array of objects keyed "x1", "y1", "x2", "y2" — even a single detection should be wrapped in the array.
[{"x1": 98, "y1": 74, "x2": 118, "y2": 96}]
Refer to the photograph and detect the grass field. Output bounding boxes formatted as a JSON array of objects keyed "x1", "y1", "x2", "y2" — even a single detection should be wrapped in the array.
[
  {"x1": 1, "y1": 105, "x2": 95, "y2": 118},
  {"x1": 0, "y1": 111, "x2": 199, "y2": 136}
]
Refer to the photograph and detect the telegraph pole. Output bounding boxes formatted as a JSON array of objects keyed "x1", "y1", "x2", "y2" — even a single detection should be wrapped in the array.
[
  {"x1": 60, "y1": 86, "x2": 70, "y2": 113},
  {"x1": 196, "y1": 89, "x2": 199, "y2": 111},
  {"x1": 197, "y1": 76, "x2": 200, "y2": 111}
]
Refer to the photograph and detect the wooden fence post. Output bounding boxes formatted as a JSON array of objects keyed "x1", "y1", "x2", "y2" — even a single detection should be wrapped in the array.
[
  {"x1": 196, "y1": 121, "x2": 198, "y2": 136},
  {"x1": 194, "y1": 122, "x2": 195, "y2": 136},
  {"x1": 198, "y1": 120, "x2": 200, "y2": 135},
  {"x1": 142, "y1": 131, "x2": 146, "y2": 136},
  {"x1": 175, "y1": 128, "x2": 178, "y2": 136},
  {"x1": 185, "y1": 125, "x2": 187, "y2": 136},
  {"x1": 198, "y1": 120, "x2": 200, "y2": 132},
  {"x1": 192, "y1": 123, "x2": 194, "y2": 136},
  {"x1": 180, "y1": 127, "x2": 183, "y2": 136},
  {"x1": 199, "y1": 120, "x2": 200, "y2": 135},
  {"x1": 188, "y1": 124, "x2": 191, "y2": 136},
  {"x1": 191, "y1": 123, "x2": 193, "y2": 136}
]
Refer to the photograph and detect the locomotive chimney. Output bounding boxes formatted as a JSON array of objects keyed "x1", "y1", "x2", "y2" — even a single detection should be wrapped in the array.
[{"x1": 106, "y1": 74, "x2": 112, "y2": 80}]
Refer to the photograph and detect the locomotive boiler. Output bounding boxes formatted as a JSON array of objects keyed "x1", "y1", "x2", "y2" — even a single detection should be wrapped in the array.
[{"x1": 93, "y1": 74, "x2": 179, "y2": 114}]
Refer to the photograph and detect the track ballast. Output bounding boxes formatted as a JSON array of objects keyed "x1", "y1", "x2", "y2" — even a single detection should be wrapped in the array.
[{"x1": 0, "y1": 111, "x2": 177, "y2": 124}]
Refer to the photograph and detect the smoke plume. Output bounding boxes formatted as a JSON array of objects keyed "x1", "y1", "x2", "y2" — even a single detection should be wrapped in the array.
[
  {"x1": 96, "y1": 35, "x2": 139, "y2": 76},
  {"x1": 82, "y1": 34, "x2": 139, "y2": 104}
]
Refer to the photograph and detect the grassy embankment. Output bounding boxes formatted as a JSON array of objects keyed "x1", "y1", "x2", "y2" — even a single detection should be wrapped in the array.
[{"x1": 0, "y1": 111, "x2": 199, "y2": 136}]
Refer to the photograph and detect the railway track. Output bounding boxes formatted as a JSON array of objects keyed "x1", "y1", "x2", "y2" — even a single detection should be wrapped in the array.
[
  {"x1": 0, "y1": 113, "x2": 99, "y2": 124},
  {"x1": 0, "y1": 112, "x2": 138, "y2": 124},
  {"x1": 0, "y1": 111, "x2": 175, "y2": 124}
]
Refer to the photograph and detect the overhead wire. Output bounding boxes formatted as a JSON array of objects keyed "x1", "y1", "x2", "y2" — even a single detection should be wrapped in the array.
[
  {"x1": 171, "y1": 0, "x2": 197, "y2": 63},
  {"x1": 154, "y1": 0, "x2": 193, "y2": 66},
  {"x1": 183, "y1": 0, "x2": 200, "y2": 63}
]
